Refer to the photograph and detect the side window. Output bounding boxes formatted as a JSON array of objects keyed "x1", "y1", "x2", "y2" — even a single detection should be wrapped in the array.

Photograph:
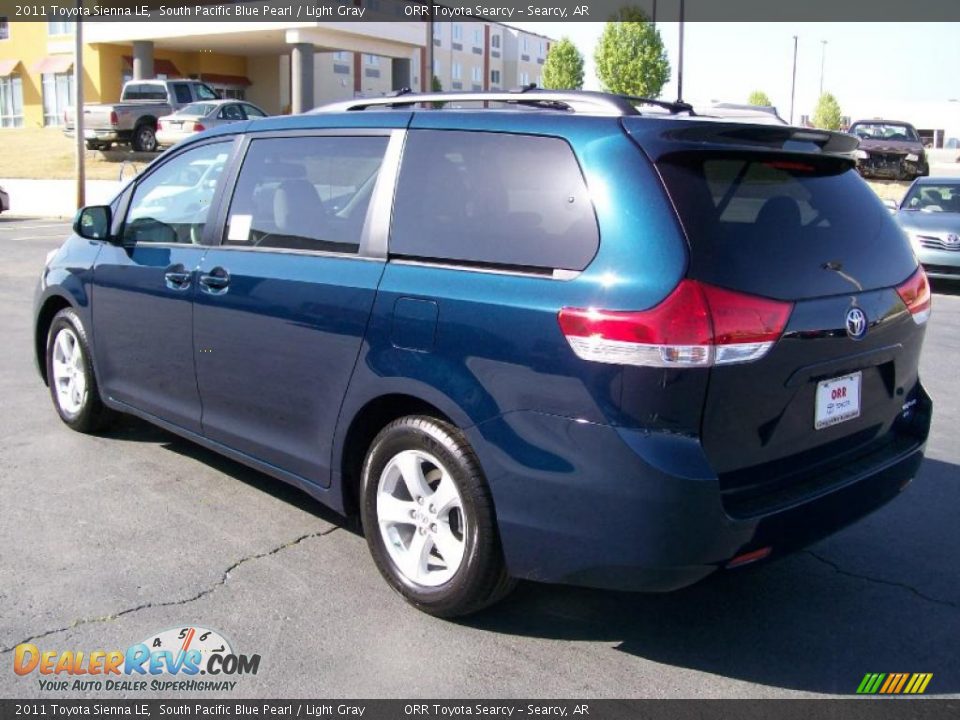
[
  {"x1": 195, "y1": 84, "x2": 218, "y2": 101},
  {"x1": 123, "y1": 142, "x2": 231, "y2": 245},
  {"x1": 123, "y1": 84, "x2": 142, "y2": 101},
  {"x1": 219, "y1": 104, "x2": 245, "y2": 121},
  {"x1": 223, "y1": 135, "x2": 389, "y2": 254},
  {"x1": 172, "y1": 83, "x2": 192, "y2": 104},
  {"x1": 391, "y1": 130, "x2": 599, "y2": 271},
  {"x1": 243, "y1": 104, "x2": 267, "y2": 118}
]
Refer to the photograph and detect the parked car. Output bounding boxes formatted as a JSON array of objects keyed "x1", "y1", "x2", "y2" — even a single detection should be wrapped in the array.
[
  {"x1": 893, "y1": 177, "x2": 960, "y2": 280},
  {"x1": 65, "y1": 79, "x2": 220, "y2": 152},
  {"x1": 849, "y1": 119, "x2": 929, "y2": 180},
  {"x1": 0, "y1": 185, "x2": 8, "y2": 214},
  {"x1": 157, "y1": 100, "x2": 269, "y2": 148},
  {"x1": 35, "y1": 90, "x2": 932, "y2": 617}
]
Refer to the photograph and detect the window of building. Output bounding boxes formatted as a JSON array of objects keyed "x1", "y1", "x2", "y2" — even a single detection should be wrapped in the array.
[
  {"x1": 473, "y1": 29, "x2": 482, "y2": 46},
  {"x1": 490, "y1": 69, "x2": 500, "y2": 85},
  {"x1": 453, "y1": 24, "x2": 462, "y2": 41},
  {"x1": 0, "y1": 73, "x2": 24, "y2": 127},
  {"x1": 522, "y1": 36, "x2": 528, "y2": 52},
  {"x1": 490, "y1": 34, "x2": 500, "y2": 49},
  {"x1": 333, "y1": 51, "x2": 349, "y2": 61},
  {"x1": 519, "y1": 71, "x2": 529, "y2": 86},
  {"x1": 471, "y1": 66, "x2": 482, "y2": 83},
  {"x1": 365, "y1": 54, "x2": 379, "y2": 66},
  {"x1": 433, "y1": 24, "x2": 442, "y2": 39},
  {"x1": 433, "y1": 58, "x2": 440, "y2": 76},
  {"x1": 223, "y1": 135, "x2": 389, "y2": 254},
  {"x1": 0, "y1": 17, "x2": 9, "y2": 40},
  {"x1": 42, "y1": 71, "x2": 73, "y2": 126},
  {"x1": 452, "y1": 62, "x2": 461, "y2": 80},
  {"x1": 47, "y1": 21, "x2": 74, "y2": 35},
  {"x1": 123, "y1": 142, "x2": 232, "y2": 245},
  {"x1": 540, "y1": 40, "x2": 546, "y2": 56},
  {"x1": 391, "y1": 130, "x2": 599, "y2": 271}
]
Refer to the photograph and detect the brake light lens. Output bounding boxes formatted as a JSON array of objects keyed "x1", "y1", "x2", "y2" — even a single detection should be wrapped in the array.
[
  {"x1": 558, "y1": 280, "x2": 793, "y2": 368},
  {"x1": 895, "y1": 266, "x2": 931, "y2": 325},
  {"x1": 193, "y1": 122, "x2": 206, "y2": 132},
  {"x1": 156, "y1": 120, "x2": 164, "y2": 131},
  {"x1": 109, "y1": 110, "x2": 119, "y2": 126}
]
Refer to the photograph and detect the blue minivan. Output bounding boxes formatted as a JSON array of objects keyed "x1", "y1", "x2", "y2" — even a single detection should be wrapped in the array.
[{"x1": 35, "y1": 90, "x2": 932, "y2": 616}]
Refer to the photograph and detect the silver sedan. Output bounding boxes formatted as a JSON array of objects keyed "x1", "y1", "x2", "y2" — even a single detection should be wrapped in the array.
[
  {"x1": 156, "y1": 100, "x2": 268, "y2": 147},
  {"x1": 893, "y1": 177, "x2": 960, "y2": 281}
]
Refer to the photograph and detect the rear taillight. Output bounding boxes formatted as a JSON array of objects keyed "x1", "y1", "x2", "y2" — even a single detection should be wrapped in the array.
[
  {"x1": 109, "y1": 110, "x2": 119, "y2": 126},
  {"x1": 558, "y1": 279, "x2": 793, "y2": 368},
  {"x1": 193, "y1": 122, "x2": 206, "y2": 132},
  {"x1": 156, "y1": 120, "x2": 164, "y2": 131},
  {"x1": 895, "y1": 266, "x2": 931, "y2": 325}
]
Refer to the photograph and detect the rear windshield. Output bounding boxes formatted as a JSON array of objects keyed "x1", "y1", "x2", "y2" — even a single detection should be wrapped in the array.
[
  {"x1": 658, "y1": 153, "x2": 917, "y2": 300},
  {"x1": 179, "y1": 103, "x2": 216, "y2": 117},
  {"x1": 850, "y1": 122, "x2": 919, "y2": 143}
]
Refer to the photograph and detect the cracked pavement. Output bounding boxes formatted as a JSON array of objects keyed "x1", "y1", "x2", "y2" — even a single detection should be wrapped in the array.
[{"x1": 1, "y1": 219, "x2": 958, "y2": 698}]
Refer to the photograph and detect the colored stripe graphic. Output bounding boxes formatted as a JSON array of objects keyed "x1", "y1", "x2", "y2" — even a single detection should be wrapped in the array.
[{"x1": 857, "y1": 673, "x2": 932, "y2": 694}]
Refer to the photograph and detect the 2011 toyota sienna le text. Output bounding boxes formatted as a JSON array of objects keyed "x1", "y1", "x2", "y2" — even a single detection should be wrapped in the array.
[{"x1": 34, "y1": 91, "x2": 933, "y2": 617}]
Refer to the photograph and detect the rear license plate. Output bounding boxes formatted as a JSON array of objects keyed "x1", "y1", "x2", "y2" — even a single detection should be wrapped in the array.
[{"x1": 815, "y1": 372, "x2": 862, "y2": 430}]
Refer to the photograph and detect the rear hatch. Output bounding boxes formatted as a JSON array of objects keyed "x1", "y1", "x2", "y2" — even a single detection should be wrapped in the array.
[{"x1": 628, "y1": 124, "x2": 931, "y2": 517}]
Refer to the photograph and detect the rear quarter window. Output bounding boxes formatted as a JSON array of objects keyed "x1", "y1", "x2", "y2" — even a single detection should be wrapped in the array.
[{"x1": 390, "y1": 130, "x2": 599, "y2": 271}]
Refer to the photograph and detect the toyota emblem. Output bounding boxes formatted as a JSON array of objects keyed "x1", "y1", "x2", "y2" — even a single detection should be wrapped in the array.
[{"x1": 846, "y1": 307, "x2": 868, "y2": 340}]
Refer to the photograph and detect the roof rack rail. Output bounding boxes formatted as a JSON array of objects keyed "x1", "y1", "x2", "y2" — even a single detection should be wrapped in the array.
[
  {"x1": 310, "y1": 89, "x2": 640, "y2": 116},
  {"x1": 621, "y1": 96, "x2": 696, "y2": 115}
]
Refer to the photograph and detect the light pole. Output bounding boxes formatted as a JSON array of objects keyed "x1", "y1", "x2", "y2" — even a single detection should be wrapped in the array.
[
  {"x1": 677, "y1": 0, "x2": 685, "y2": 103},
  {"x1": 819, "y1": 40, "x2": 827, "y2": 96},
  {"x1": 74, "y1": 2, "x2": 85, "y2": 210},
  {"x1": 789, "y1": 35, "x2": 798, "y2": 125}
]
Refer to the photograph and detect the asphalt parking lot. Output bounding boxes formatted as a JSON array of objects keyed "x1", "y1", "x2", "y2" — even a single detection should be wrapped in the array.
[{"x1": 1, "y1": 217, "x2": 958, "y2": 699}]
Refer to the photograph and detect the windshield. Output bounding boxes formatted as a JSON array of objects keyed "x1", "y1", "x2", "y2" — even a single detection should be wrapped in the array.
[
  {"x1": 195, "y1": 84, "x2": 219, "y2": 101},
  {"x1": 179, "y1": 102, "x2": 216, "y2": 117},
  {"x1": 851, "y1": 122, "x2": 919, "y2": 142},
  {"x1": 902, "y1": 183, "x2": 960, "y2": 212}
]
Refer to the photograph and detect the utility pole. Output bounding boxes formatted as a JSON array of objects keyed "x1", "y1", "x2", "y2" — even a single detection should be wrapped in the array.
[
  {"x1": 790, "y1": 35, "x2": 798, "y2": 125},
  {"x1": 74, "y1": 4, "x2": 85, "y2": 210},
  {"x1": 425, "y1": 4, "x2": 433, "y2": 94},
  {"x1": 652, "y1": 0, "x2": 657, "y2": 26},
  {"x1": 677, "y1": 0, "x2": 685, "y2": 103},
  {"x1": 819, "y1": 39, "x2": 827, "y2": 96}
]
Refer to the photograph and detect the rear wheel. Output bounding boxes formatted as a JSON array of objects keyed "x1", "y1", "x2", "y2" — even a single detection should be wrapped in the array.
[
  {"x1": 45, "y1": 308, "x2": 114, "y2": 433},
  {"x1": 360, "y1": 416, "x2": 514, "y2": 617},
  {"x1": 132, "y1": 123, "x2": 158, "y2": 153}
]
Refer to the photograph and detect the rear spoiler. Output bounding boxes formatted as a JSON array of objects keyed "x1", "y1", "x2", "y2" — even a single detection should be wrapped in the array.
[{"x1": 623, "y1": 118, "x2": 860, "y2": 161}]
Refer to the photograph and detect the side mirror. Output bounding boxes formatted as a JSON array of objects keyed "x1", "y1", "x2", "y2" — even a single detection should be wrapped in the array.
[
  {"x1": 883, "y1": 199, "x2": 898, "y2": 212},
  {"x1": 73, "y1": 205, "x2": 112, "y2": 241}
]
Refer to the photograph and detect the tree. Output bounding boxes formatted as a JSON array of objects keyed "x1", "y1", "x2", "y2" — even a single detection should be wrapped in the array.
[
  {"x1": 594, "y1": 13, "x2": 670, "y2": 98},
  {"x1": 431, "y1": 75, "x2": 444, "y2": 109},
  {"x1": 748, "y1": 90, "x2": 773, "y2": 107},
  {"x1": 542, "y1": 37, "x2": 585, "y2": 90},
  {"x1": 812, "y1": 92, "x2": 843, "y2": 130}
]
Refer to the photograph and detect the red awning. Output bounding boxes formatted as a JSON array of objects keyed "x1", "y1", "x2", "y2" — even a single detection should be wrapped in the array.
[
  {"x1": 122, "y1": 56, "x2": 182, "y2": 78},
  {"x1": 0, "y1": 59, "x2": 21, "y2": 77},
  {"x1": 199, "y1": 73, "x2": 252, "y2": 87},
  {"x1": 32, "y1": 55, "x2": 73, "y2": 75}
]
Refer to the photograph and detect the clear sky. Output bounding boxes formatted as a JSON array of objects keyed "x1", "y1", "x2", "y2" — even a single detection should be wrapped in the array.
[{"x1": 509, "y1": 22, "x2": 960, "y2": 123}]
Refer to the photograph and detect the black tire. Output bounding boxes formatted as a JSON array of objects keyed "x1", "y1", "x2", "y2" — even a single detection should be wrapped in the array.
[
  {"x1": 45, "y1": 308, "x2": 114, "y2": 433},
  {"x1": 132, "y1": 123, "x2": 158, "y2": 153},
  {"x1": 360, "y1": 415, "x2": 515, "y2": 617}
]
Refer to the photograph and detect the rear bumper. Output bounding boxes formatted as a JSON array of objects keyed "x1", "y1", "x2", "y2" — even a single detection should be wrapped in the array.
[
  {"x1": 468, "y1": 391, "x2": 930, "y2": 592},
  {"x1": 156, "y1": 129, "x2": 195, "y2": 147}
]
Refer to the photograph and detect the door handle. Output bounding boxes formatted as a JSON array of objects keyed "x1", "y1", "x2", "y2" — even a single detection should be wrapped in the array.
[
  {"x1": 164, "y1": 264, "x2": 192, "y2": 290},
  {"x1": 199, "y1": 267, "x2": 231, "y2": 295}
]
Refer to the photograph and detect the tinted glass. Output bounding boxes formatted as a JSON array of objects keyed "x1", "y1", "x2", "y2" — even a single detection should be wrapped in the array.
[
  {"x1": 123, "y1": 85, "x2": 142, "y2": 101},
  {"x1": 123, "y1": 142, "x2": 231, "y2": 245},
  {"x1": 391, "y1": 130, "x2": 599, "y2": 271},
  {"x1": 141, "y1": 84, "x2": 168, "y2": 101},
  {"x1": 243, "y1": 104, "x2": 267, "y2": 118},
  {"x1": 219, "y1": 104, "x2": 245, "y2": 121},
  {"x1": 657, "y1": 153, "x2": 917, "y2": 300},
  {"x1": 172, "y1": 83, "x2": 192, "y2": 104},
  {"x1": 851, "y1": 122, "x2": 920, "y2": 142},
  {"x1": 224, "y1": 135, "x2": 388, "y2": 254}
]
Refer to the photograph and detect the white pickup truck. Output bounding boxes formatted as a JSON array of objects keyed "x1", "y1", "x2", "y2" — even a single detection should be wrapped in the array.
[{"x1": 64, "y1": 79, "x2": 220, "y2": 152}]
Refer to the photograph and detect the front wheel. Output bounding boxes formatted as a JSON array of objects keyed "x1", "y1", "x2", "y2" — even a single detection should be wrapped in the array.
[
  {"x1": 360, "y1": 416, "x2": 514, "y2": 617},
  {"x1": 45, "y1": 308, "x2": 114, "y2": 433}
]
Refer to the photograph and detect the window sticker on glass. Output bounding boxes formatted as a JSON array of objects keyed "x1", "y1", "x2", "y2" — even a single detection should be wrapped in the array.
[{"x1": 228, "y1": 214, "x2": 252, "y2": 242}]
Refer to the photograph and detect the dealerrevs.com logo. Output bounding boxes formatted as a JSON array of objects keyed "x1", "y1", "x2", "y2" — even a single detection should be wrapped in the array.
[{"x1": 13, "y1": 626, "x2": 260, "y2": 693}]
